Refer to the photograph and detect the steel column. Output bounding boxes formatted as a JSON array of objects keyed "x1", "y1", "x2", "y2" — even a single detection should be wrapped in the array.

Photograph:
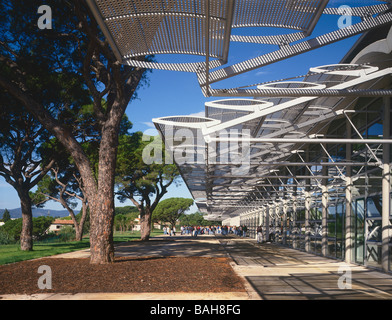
[
  {"x1": 382, "y1": 97, "x2": 391, "y2": 272},
  {"x1": 345, "y1": 116, "x2": 354, "y2": 264}
]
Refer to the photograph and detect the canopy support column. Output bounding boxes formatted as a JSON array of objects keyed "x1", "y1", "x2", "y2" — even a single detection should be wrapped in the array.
[{"x1": 382, "y1": 97, "x2": 391, "y2": 272}]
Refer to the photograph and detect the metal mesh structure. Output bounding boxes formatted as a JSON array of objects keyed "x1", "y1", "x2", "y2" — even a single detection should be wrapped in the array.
[
  {"x1": 95, "y1": 0, "x2": 230, "y2": 59},
  {"x1": 87, "y1": 0, "x2": 392, "y2": 92},
  {"x1": 90, "y1": 0, "x2": 327, "y2": 60},
  {"x1": 231, "y1": 0, "x2": 326, "y2": 31},
  {"x1": 153, "y1": 64, "x2": 392, "y2": 220},
  {"x1": 88, "y1": 0, "x2": 392, "y2": 273}
]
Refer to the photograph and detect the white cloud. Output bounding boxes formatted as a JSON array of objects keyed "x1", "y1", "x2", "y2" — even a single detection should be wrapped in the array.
[
  {"x1": 188, "y1": 110, "x2": 205, "y2": 117},
  {"x1": 141, "y1": 121, "x2": 156, "y2": 128},
  {"x1": 256, "y1": 70, "x2": 269, "y2": 76}
]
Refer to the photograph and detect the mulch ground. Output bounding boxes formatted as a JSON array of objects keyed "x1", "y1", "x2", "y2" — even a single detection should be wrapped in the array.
[{"x1": 0, "y1": 256, "x2": 246, "y2": 295}]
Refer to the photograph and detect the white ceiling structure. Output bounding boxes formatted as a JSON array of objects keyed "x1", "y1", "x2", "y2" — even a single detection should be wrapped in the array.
[{"x1": 87, "y1": 0, "x2": 392, "y2": 221}]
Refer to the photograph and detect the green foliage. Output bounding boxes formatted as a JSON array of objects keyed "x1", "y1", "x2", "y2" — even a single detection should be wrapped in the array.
[
  {"x1": 114, "y1": 206, "x2": 139, "y2": 232},
  {"x1": 115, "y1": 206, "x2": 139, "y2": 217},
  {"x1": 0, "y1": 229, "x2": 14, "y2": 245},
  {"x1": 58, "y1": 226, "x2": 76, "y2": 242},
  {"x1": 0, "y1": 216, "x2": 54, "y2": 241},
  {"x1": 114, "y1": 214, "x2": 133, "y2": 232},
  {"x1": 2, "y1": 209, "x2": 11, "y2": 222},
  {"x1": 32, "y1": 216, "x2": 55, "y2": 240},
  {"x1": 179, "y1": 212, "x2": 222, "y2": 227},
  {"x1": 153, "y1": 198, "x2": 193, "y2": 228},
  {"x1": 0, "y1": 219, "x2": 22, "y2": 241},
  {"x1": 115, "y1": 132, "x2": 181, "y2": 205}
]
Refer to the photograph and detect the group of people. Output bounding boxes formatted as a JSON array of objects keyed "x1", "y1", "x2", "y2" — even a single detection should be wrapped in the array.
[
  {"x1": 162, "y1": 225, "x2": 250, "y2": 237},
  {"x1": 163, "y1": 223, "x2": 268, "y2": 246},
  {"x1": 256, "y1": 225, "x2": 276, "y2": 244},
  {"x1": 219, "y1": 225, "x2": 248, "y2": 237},
  {"x1": 162, "y1": 226, "x2": 177, "y2": 236}
]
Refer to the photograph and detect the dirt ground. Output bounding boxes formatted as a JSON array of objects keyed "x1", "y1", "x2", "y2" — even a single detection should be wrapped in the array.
[{"x1": 0, "y1": 256, "x2": 246, "y2": 295}]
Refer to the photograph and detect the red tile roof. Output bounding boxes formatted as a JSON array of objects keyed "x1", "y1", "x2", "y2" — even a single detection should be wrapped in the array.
[{"x1": 52, "y1": 219, "x2": 74, "y2": 225}]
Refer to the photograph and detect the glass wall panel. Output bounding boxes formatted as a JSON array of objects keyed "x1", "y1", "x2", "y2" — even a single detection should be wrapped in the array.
[
  {"x1": 296, "y1": 208, "x2": 306, "y2": 251},
  {"x1": 327, "y1": 205, "x2": 337, "y2": 258},
  {"x1": 285, "y1": 211, "x2": 292, "y2": 247},
  {"x1": 366, "y1": 243, "x2": 382, "y2": 269},
  {"x1": 366, "y1": 195, "x2": 382, "y2": 218},
  {"x1": 310, "y1": 206, "x2": 322, "y2": 255},
  {"x1": 389, "y1": 245, "x2": 392, "y2": 272},
  {"x1": 366, "y1": 219, "x2": 382, "y2": 243},
  {"x1": 355, "y1": 199, "x2": 365, "y2": 264},
  {"x1": 336, "y1": 203, "x2": 346, "y2": 260},
  {"x1": 365, "y1": 196, "x2": 382, "y2": 269}
]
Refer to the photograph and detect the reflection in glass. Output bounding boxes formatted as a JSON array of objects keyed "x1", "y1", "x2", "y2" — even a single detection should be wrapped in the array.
[
  {"x1": 327, "y1": 205, "x2": 336, "y2": 257},
  {"x1": 389, "y1": 246, "x2": 392, "y2": 272},
  {"x1": 366, "y1": 243, "x2": 382, "y2": 269},
  {"x1": 355, "y1": 199, "x2": 365, "y2": 264},
  {"x1": 336, "y1": 203, "x2": 345, "y2": 259},
  {"x1": 366, "y1": 219, "x2": 382, "y2": 243},
  {"x1": 367, "y1": 196, "x2": 382, "y2": 218}
]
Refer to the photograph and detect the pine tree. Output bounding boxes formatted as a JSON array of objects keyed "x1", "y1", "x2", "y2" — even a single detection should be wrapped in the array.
[{"x1": 2, "y1": 209, "x2": 10, "y2": 222}]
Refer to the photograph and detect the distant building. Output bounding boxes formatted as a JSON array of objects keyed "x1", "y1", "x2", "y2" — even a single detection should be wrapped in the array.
[
  {"x1": 49, "y1": 219, "x2": 74, "y2": 233},
  {"x1": 132, "y1": 216, "x2": 162, "y2": 231}
]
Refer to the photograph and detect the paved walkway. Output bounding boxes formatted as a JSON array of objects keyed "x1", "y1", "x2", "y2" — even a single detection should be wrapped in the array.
[
  {"x1": 2, "y1": 234, "x2": 392, "y2": 300},
  {"x1": 219, "y1": 237, "x2": 392, "y2": 300}
]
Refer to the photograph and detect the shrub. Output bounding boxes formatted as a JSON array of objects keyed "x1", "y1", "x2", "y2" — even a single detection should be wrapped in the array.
[
  {"x1": 0, "y1": 218, "x2": 22, "y2": 240},
  {"x1": 0, "y1": 229, "x2": 15, "y2": 245},
  {"x1": 0, "y1": 216, "x2": 54, "y2": 242},
  {"x1": 58, "y1": 226, "x2": 76, "y2": 242},
  {"x1": 32, "y1": 216, "x2": 54, "y2": 240}
]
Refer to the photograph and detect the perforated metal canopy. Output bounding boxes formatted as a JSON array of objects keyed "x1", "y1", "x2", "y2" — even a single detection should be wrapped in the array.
[
  {"x1": 86, "y1": 1, "x2": 392, "y2": 221},
  {"x1": 87, "y1": 0, "x2": 392, "y2": 96},
  {"x1": 153, "y1": 63, "x2": 392, "y2": 220},
  {"x1": 88, "y1": 0, "x2": 326, "y2": 61}
]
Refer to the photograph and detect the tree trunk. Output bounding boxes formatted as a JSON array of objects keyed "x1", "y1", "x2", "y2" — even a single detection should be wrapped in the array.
[
  {"x1": 88, "y1": 119, "x2": 120, "y2": 264},
  {"x1": 18, "y1": 188, "x2": 33, "y2": 251},
  {"x1": 76, "y1": 202, "x2": 88, "y2": 241},
  {"x1": 75, "y1": 227, "x2": 83, "y2": 242},
  {"x1": 89, "y1": 200, "x2": 115, "y2": 264},
  {"x1": 140, "y1": 206, "x2": 152, "y2": 241}
]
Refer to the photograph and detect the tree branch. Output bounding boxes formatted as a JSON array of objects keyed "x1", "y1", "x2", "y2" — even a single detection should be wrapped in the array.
[{"x1": 0, "y1": 71, "x2": 98, "y2": 201}]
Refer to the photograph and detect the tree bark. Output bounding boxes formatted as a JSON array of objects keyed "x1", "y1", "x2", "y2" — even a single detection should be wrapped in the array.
[
  {"x1": 76, "y1": 201, "x2": 88, "y2": 242},
  {"x1": 18, "y1": 188, "x2": 33, "y2": 251},
  {"x1": 140, "y1": 206, "x2": 153, "y2": 241},
  {"x1": 89, "y1": 120, "x2": 119, "y2": 263},
  {"x1": 89, "y1": 200, "x2": 115, "y2": 263}
]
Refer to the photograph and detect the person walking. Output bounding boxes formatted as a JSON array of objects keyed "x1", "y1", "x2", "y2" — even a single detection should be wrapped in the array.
[
  {"x1": 242, "y1": 225, "x2": 247, "y2": 237},
  {"x1": 257, "y1": 225, "x2": 263, "y2": 244}
]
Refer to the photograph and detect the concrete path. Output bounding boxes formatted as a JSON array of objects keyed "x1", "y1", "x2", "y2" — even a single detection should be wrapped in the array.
[
  {"x1": 2, "y1": 234, "x2": 392, "y2": 300},
  {"x1": 219, "y1": 237, "x2": 392, "y2": 300}
]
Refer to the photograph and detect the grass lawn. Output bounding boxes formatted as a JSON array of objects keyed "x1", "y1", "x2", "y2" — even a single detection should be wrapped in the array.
[{"x1": 0, "y1": 229, "x2": 163, "y2": 265}]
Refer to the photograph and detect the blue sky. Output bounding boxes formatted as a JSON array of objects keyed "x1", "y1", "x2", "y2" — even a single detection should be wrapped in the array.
[{"x1": 0, "y1": 0, "x2": 385, "y2": 213}]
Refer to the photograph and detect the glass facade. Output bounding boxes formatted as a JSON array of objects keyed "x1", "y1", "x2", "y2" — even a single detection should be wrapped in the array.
[
  {"x1": 354, "y1": 199, "x2": 365, "y2": 265},
  {"x1": 366, "y1": 196, "x2": 383, "y2": 268},
  {"x1": 309, "y1": 206, "x2": 322, "y2": 255},
  {"x1": 326, "y1": 202, "x2": 345, "y2": 259},
  {"x1": 243, "y1": 96, "x2": 392, "y2": 274}
]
